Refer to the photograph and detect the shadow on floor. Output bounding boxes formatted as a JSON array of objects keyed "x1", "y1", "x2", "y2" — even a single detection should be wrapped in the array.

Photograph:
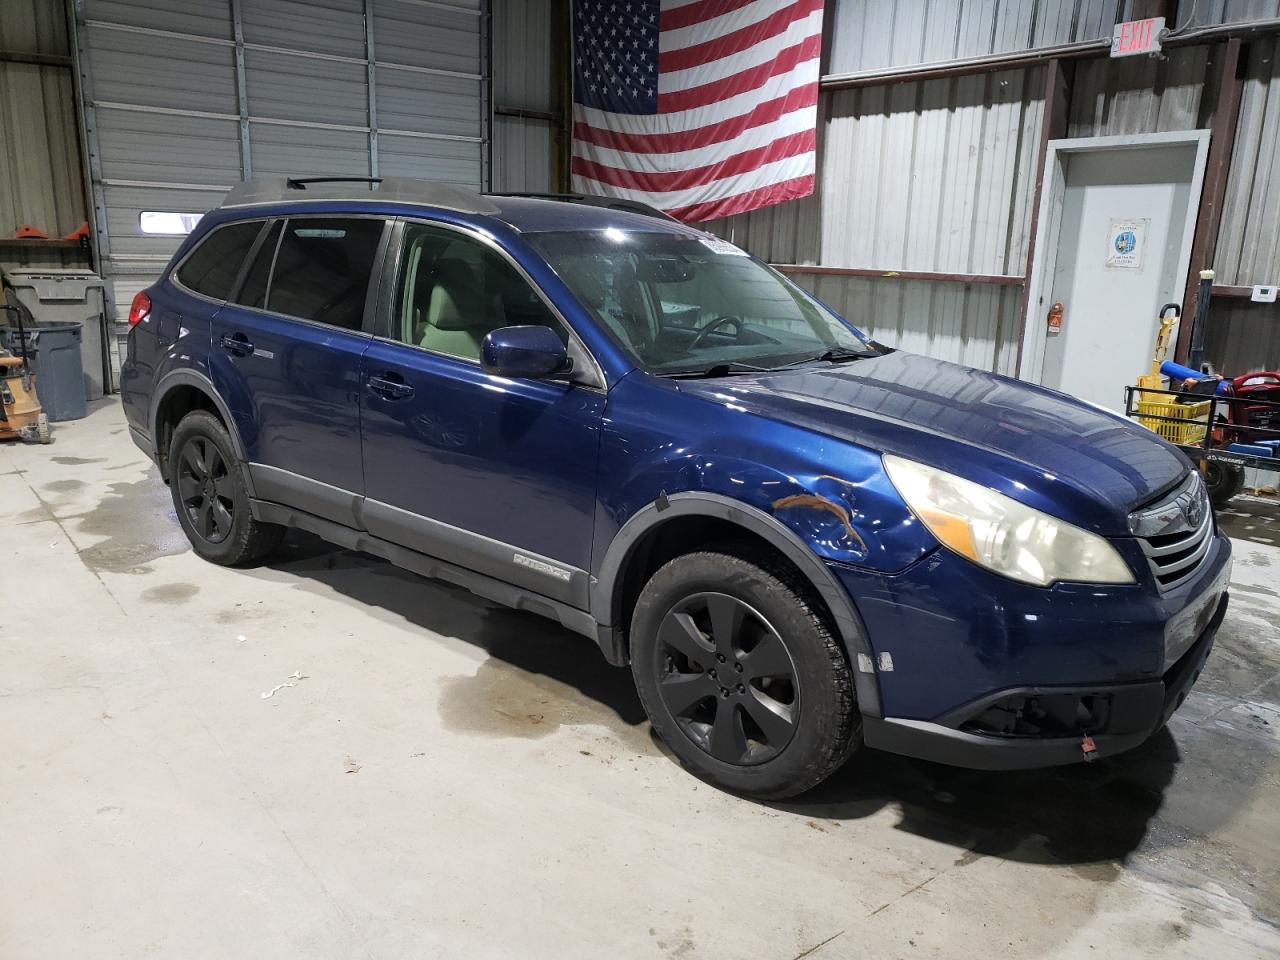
[
  {"x1": 263, "y1": 530, "x2": 1180, "y2": 868},
  {"x1": 776, "y1": 728, "x2": 1180, "y2": 871}
]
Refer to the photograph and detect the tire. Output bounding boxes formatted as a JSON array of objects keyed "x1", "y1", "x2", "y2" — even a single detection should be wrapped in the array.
[
  {"x1": 1204, "y1": 461, "x2": 1245, "y2": 508},
  {"x1": 629, "y1": 547, "x2": 859, "y2": 800},
  {"x1": 167, "y1": 410, "x2": 285, "y2": 566}
]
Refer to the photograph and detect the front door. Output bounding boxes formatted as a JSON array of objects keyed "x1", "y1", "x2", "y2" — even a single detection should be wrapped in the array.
[
  {"x1": 1032, "y1": 136, "x2": 1207, "y2": 412},
  {"x1": 210, "y1": 216, "x2": 388, "y2": 526},
  {"x1": 359, "y1": 220, "x2": 604, "y2": 608}
]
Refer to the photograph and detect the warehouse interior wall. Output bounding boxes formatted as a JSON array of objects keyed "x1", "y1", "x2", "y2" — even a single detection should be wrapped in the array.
[
  {"x1": 491, "y1": 0, "x2": 564, "y2": 192},
  {"x1": 0, "y1": 0, "x2": 88, "y2": 271},
  {"x1": 707, "y1": 0, "x2": 1280, "y2": 377},
  {"x1": 3, "y1": 0, "x2": 1278, "y2": 380}
]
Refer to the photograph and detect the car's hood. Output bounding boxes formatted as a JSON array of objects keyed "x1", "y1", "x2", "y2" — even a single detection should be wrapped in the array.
[{"x1": 675, "y1": 351, "x2": 1189, "y2": 532}]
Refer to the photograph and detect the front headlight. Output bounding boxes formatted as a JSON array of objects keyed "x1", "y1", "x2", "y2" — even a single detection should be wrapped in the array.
[{"x1": 883, "y1": 455, "x2": 1134, "y2": 587}]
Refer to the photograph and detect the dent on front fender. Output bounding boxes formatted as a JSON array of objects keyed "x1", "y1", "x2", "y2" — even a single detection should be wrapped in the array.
[{"x1": 596, "y1": 378, "x2": 938, "y2": 574}]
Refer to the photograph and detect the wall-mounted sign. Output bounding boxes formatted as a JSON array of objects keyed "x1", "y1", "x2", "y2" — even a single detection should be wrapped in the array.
[
  {"x1": 1111, "y1": 17, "x2": 1165, "y2": 58},
  {"x1": 1105, "y1": 218, "x2": 1148, "y2": 270}
]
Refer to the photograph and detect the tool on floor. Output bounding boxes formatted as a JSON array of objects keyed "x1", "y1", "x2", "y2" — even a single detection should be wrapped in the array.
[{"x1": 0, "y1": 302, "x2": 52, "y2": 443}]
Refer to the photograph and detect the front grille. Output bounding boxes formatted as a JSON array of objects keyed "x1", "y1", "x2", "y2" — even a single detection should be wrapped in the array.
[{"x1": 1130, "y1": 473, "x2": 1214, "y2": 591}]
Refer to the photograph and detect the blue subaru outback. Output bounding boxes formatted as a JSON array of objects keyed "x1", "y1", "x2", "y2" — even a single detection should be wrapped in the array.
[{"x1": 121, "y1": 177, "x2": 1231, "y2": 799}]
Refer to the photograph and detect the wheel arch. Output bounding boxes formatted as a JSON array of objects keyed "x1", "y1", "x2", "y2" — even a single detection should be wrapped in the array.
[
  {"x1": 149, "y1": 370, "x2": 252, "y2": 493},
  {"x1": 592, "y1": 492, "x2": 882, "y2": 717}
]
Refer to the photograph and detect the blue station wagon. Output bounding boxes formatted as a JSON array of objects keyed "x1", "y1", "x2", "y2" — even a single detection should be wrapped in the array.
[{"x1": 120, "y1": 177, "x2": 1231, "y2": 799}]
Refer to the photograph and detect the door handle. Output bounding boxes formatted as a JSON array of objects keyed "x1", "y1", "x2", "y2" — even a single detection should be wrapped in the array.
[
  {"x1": 367, "y1": 373, "x2": 415, "y2": 400},
  {"x1": 220, "y1": 333, "x2": 254, "y2": 356}
]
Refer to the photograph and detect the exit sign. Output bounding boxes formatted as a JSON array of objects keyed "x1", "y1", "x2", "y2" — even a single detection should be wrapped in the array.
[{"x1": 1111, "y1": 17, "x2": 1165, "y2": 57}]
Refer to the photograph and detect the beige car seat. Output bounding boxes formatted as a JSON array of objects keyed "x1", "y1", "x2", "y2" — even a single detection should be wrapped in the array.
[{"x1": 416, "y1": 257, "x2": 493, "y2": 359}]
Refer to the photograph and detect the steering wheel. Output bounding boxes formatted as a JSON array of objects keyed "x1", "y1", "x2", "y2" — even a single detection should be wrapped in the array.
[{"x1": 687, "y1": 314, "x2": 743, "y2": 350}]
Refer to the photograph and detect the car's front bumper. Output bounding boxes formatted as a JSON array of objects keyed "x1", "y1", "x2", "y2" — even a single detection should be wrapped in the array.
[
  {"x1": 859, "y1": 592, "x2": 1226, "y2": 769},
  {"x1": 831, "y1": 530, "x2": 1232, "y2": 768}
]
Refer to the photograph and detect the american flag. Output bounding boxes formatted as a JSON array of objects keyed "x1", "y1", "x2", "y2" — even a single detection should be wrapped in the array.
[{"x1": 570, "y1": 0, "x2": 823, "y2": 223}]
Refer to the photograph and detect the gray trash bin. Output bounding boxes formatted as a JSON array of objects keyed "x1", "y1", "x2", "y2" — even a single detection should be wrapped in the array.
[
  {"x1": 3, "y1": 322, "x2": 87, "y2": 422},
  {"x1": 6, "y1": 270, "x2": 107, "y2": 400}
]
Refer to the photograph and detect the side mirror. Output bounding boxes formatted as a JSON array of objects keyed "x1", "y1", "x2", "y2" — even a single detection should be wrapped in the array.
[{"x1": 481, "y1": 325, "x2": 570, "y2": 379}]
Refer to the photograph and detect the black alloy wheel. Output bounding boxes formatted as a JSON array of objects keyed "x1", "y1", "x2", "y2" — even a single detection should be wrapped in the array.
[
  {"x1": 656, "y1": 592, "x2": 799, "y2": 765},
  {"x1": 630, "y1": 548, "x2": 860, "y2": 799},
  {"x1": 175, "y1": 435, "x2": 236, "y2": 544}
]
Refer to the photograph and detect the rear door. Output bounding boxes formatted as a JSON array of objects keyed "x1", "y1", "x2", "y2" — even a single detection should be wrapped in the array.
[{"x1": 209, "y1": 215, "x2": 390, "y2": 527}]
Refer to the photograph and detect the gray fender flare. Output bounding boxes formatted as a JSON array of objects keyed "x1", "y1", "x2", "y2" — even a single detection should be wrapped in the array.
[
  {"x1": 149, "y1": 369, "x2": 256, "y2": 497},
  {"x1": 591, "y1": 491, "x2": 882, "y2": 718}
]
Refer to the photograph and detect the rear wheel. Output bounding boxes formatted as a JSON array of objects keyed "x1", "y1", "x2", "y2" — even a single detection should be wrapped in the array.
[
  {"x1": 629, "y1": 548, "x2": 859, "y2": 800},
  {"x1": 168, "y1": 410, "x2": 284, "y2": 565},
  {"x1": 1204, "y1": 461, "x2": 1245, "y2": 508}
]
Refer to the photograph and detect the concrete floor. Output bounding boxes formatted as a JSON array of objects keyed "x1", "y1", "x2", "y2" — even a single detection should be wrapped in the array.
[{"x1": 2, "y1": 399, "x2": 1278, "y2": 960}]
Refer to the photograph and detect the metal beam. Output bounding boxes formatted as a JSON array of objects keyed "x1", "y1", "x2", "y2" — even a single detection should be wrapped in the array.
[
  {"x1": 365, "y1": 0, "x2": 379, "y2": 179},
  {"x1": 495, "y1": 106, "x2": 559, "y2": 122},
  {"x1": 771, "y1": 264, "x2": 1023, "y2": 286},
  {"x1": 1176, "y1": 37, "x2": 1245, "y2": 363},
  {"x1": 231, "y1": 0, "x2": 252, "y2": 179},
  {"x1": 480, "y1": 0, "x2": 492, "y2": 191},
  {"x1": 66, "y1": 0, "x2": 116, "y2": 323},
  {"x1": 552, "y1": 0, "x2": 572, "y2": 191},
  {"x1": 0, "y1": 50, "x2": 72, "y2": 68},
  {"x1": 1013, "y1": 58, "x2": 1071, "y2": 378},
  {"x1": 820, "y1": 18, "x2": 1280, "y2": 92}
]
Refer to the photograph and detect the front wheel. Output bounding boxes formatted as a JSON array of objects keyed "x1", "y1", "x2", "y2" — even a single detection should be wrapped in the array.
[{"x1": 629, "y1": 549, "x2": 859, "y2": 800}]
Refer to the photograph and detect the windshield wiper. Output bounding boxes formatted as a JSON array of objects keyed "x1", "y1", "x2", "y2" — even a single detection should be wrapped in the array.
[
  {"x1": 657, "y1": 360, "x2": 771, "y2": 379},
  {"x1": 770, "y1": 347, "x2": 878, "y2": 370}
]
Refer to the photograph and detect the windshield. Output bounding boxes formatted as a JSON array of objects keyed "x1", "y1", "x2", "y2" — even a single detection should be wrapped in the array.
[{"x1": 527, "y1": 229, "x2": 872, "y2": 374}]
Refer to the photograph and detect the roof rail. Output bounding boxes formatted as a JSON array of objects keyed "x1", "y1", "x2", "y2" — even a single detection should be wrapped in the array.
[
  {"x1": 486, "y1": 191, "x2": 679, "y2": 223},
  {"x1": 220, "y1": 177, "x2": 501, "y2": 215}
]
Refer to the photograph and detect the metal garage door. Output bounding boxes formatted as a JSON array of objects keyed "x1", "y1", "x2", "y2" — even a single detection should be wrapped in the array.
[{"x1": 70, "y1": 0, "x2": 487, "y2": 323}]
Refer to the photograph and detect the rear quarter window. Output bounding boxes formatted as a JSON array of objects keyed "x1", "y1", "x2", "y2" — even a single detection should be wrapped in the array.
[
  {"x1": 175, "y1": 221, "x2": 265, "y2": 299},
  {"x1": 265, "y1": 218, "x2": 385, "y2": 331}
]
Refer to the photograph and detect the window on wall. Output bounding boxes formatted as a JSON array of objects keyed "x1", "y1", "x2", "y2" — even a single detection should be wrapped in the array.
[
  {"x1": 140, "y1": 211, "x2": 203, "y2": 235},
  {"x1": 265, "y1": 218, "x2": 386, "y2": 331},
  {"x1": 394, "y1": 223, "x2": 564, "y2": 362},
  {"x1": 175, "y1": 221, "x2": 265, "y2": 300}
]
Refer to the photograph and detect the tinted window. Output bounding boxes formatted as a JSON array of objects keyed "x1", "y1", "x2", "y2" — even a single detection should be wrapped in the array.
[
  {"x1": 395, "y1": 223, "x2": 562, "y2": 361},
  {"x1": 175, "y1": 221, "x2": 264, "y2": 299},
  {"x1": 266, "y1": 218, "x2": 384, "y2": 330},
  {"x1": 234, "y1": 221, "x2": 282, "y2": 309}
]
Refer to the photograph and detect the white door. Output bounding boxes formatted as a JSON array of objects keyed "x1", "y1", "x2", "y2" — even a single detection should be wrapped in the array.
[{"x1": 1031, "y1": 136, "x2": 1207, "y2": 412}]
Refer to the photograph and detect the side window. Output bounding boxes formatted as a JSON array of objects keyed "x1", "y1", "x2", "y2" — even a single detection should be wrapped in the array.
[
  {"x1": 394, "y1": 223, "x2": 564, "y2": 361},
  {"x1": 265, "y1": 218, "x2": 385, "y2": 331},
  {"x1": 175, "y1": 221, "x2": 264, "y2": 299},
  {"x1": 233, "y1": 220, "x2": 282, "y2": 309}
]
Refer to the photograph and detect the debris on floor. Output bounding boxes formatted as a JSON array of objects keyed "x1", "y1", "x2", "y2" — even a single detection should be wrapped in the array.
[{"x1": 260, "y1": 670, "x2": 306, "y2": 699}]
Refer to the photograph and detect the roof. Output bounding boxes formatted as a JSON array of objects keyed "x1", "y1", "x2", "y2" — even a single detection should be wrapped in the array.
[
  {"x1": 484, "y1": 195, "x2": 700, "y2": 236},
  {"x1": 220, "y1": 177, "x2": 502, "y2": 214},
  {"x1": 216, "y1": 177, "x2": 699, "y2": 237}
]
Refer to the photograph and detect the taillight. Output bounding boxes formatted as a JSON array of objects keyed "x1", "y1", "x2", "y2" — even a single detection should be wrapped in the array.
[{"x1": 128, "y1": 291, "x2": 151, "y2": 327}]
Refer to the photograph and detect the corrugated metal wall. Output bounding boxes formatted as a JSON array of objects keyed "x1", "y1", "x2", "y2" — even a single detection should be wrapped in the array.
[
  {"x1": 712, "y1": 1, "x2": 1280, "y2": 375},
  {"x1": 708, "y1": 66, "x2": 1045, "y2": 375},
  {"x1": 1209, "y1": 36, "x2": 1280, "y2": 372},
  {"x1": 1067, "y1": 44, "x2": 1215, "y2": 136},
  {"x1": 0, "y1": 0, "x2": 87, "y2": 270},
  {"x1": 491, "y1": 0, "x2": 560, "y2": 191},
  {"x1": 76, "y1": 0, "x2": 487, "y2": 319},
  {"x1": 826, "y1": 0, "x2": 1135, "y2": 77},
  {"x1": 1185, "y1": 0, "x2": 1280, "y2": 26}
]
